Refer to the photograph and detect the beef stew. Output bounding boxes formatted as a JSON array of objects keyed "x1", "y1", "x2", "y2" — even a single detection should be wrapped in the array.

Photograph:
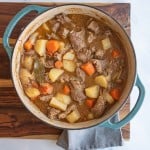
[{"x1": 19, "y1": 13, "x2": 127, "y2": 123}]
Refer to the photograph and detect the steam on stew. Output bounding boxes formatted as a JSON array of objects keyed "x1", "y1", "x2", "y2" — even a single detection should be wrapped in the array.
[{"x1": 20, "y1": 13, "x2": 127, "y2": 123}]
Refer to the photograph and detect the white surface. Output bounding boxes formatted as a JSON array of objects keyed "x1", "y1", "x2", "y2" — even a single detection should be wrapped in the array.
[{"x1": 0, "y1": 0, "x2": 150, "y2": 150}]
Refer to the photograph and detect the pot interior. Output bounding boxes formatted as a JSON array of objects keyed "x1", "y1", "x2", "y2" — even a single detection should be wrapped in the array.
[{"x1": 12, "y1": 5, "x2": 136, "y2": 129}]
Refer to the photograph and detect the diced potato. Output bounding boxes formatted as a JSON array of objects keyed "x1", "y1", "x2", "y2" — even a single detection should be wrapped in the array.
[
  {"x1": 63, "y1": 51, "x2": 75, "y2": 60},
  {"x1": 29, "y1": 32, "x2": 39, "y2": 45},
  {"x1": 85, "y1": 85, "x2": 100, "y2": 98},
  {"x1": 25, "y1": 87, "x2": 40, "y2": 98},
  {"x1": 87, "y1": 113, "x2": 94, "y2": 120},
  {"x1": 66, "y1": 110, "x2": 81, "y2": 123},
  {"x1": 56, "y1": 93, "x2": 71, "y2": 105},
  {"x1": 20, "y1": 68, "x2": 33, "y2": 85},
  {"x1": 63, "y1": 60, "x2": 76, "y2": 72},
  {"x1": 49, "y1": 97, "x2": 67, "y2": 111},
  {"x1": 95, "y1": 75, "x2": 108, "y2": 88},
  {"x1": 42, "y1": 23, "x2": 50, "y2": 31},
  {"x1": 23, "y1": 56, "x2": 33, "y2": 71},
  {"x1": 102, "y1": 37, "x2": 112, "y2": 50},
  {"x1": 34, "y1": 39, "x2": 48, "y2": 56},
  {"x1": 103, "y1": 92, "x2": 114, "y2": 104},
  {"x1": 59, "y1": 42, "x2": 65, "y2": 51},
  {"x1": 49, "y1": 68, "x2": 64, "y2": 82}
]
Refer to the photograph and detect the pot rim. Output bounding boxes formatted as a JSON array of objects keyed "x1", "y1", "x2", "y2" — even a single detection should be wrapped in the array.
[{"x1": 11, "y1": 4, "x2": 137, "y2": 130}]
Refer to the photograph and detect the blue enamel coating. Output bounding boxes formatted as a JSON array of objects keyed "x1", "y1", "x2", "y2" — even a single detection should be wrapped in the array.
[
  {"x1": 101, "y1": 75, "x2": 145, "y2": 129},
  {"x1": 3, "y1": 5, "x2": 49, "y2": 60}
]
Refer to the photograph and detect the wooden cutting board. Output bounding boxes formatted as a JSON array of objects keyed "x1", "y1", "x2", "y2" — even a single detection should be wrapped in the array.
[{"x1": 0, "y1": 3, "x2": 130, "y2": 140}]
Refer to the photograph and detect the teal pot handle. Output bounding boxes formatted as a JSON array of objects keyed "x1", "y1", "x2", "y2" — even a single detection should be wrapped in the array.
[
  {"x1": 3, "y1": 5, "x2": 49, "y2": 60},
  {"x1": 101, "y1": 75, "x2": 145, "y2": 129}
]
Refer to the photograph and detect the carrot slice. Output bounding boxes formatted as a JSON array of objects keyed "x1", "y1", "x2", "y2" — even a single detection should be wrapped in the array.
[
  {"x1": 63, "y1": 85, "x2": 70, "y2": 95},
  {"x1": 85, "y1": 99, "x2": 94, "y2": 108},
  {"x1": 110, "y1": 88, "x2": 121, "y2": 100},
  {"x1": 55, "y1": 60, "x2": 63, "y2": 69},
  {"x1": 24, "y1": 40, "x2": 32, "y2": 51},
  {"x1": 111, "y1": 49, "x2": 120, "y2": 58},
  {"x1": 39, "y1": 83, "x2": 53, "y2": 95},
  {"x1": 81, "y1": 62, "x2": 95, "y2": 76},
  {"x1": 46, "y1": 40, "x2": 60, "y2": 55}
]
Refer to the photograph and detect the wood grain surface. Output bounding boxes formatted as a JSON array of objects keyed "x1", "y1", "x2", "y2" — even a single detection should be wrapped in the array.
[{"x1": 0, "y1": 3, "x2": 130, "y2": 140}]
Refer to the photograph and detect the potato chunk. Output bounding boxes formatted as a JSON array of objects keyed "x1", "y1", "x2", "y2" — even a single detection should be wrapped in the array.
[
  {"x1": 20, "y1": 68, "x2": 33, "y2": 85},
  {"x1": 34, "y1": 39, "x2": 48, "y2": 56},
  {"x1": 95, "y1": 75, "x2": 108, "y2": 88},
  {"x1": 103, "y1": 92, "x2": 114, "y2": 104},
  {"x1": 25, "y1": 87, "x2": 40, "y2": 99},
  {"x1": 63, "y1": 60, "x2": 76, "y2": 72},
  {"x1": 23, "y1": 56, "x2": 33, "y2": 71},
  {"x1": 85, "y1": 85, "x2": 100, "y2": 98},
  {"x1": 101, "y1": 37, "x2": 111, "y2": 50},
  {"x1": 66, "y1": 110, "x2": 81, "y2": 123},
  {"x1": 63, "y1": 51, "x2": 75, "y2": 60},
  {"x1": 56, "y1": 93, "x2": 71, "y2": 105},
  {"x1": 49, "y1": 68, "x2": 64, "y2": 82},
  {"x1": 49, "y1": 97, "x2": 67, "y2": 111}
]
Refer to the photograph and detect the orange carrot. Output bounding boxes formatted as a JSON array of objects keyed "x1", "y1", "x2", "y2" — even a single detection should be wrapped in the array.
[
  {"x1": 55, "y1": 60, "x2": 63, "y2": 69},
  {"x1": 85, "y1": 99, "x2": 94, "y2": 108},
  {"x1": 39, "y1": 83, "x2": 53, "y2": 95},
  {"x1": 24, "y1": 40, "x2": 32, "y2": 51},
  {"x1": 81, "y1": 62, "x2": 95, "y2": 76},
  {"x1": 110, "y1": 88, "x2": 121, "y2": 100},
  {"x1": 63, "y1": 85, "x2": 70, "y2": 95},
  {"x1": 111, "y1": 49, "x2": 120, "y2": 58},
  {"x1": 46, "y1": 40, "x2": 60, "y2": 55}
]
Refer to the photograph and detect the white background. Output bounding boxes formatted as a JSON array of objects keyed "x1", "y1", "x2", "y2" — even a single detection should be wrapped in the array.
[{"x1": 0, "y1": 0, "x2": 150, "y2": 150}]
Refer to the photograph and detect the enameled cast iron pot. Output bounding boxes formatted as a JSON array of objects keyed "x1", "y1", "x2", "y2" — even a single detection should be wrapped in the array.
[{"x1": 3, "y1": 4, "x2": 145, "y2": 129}]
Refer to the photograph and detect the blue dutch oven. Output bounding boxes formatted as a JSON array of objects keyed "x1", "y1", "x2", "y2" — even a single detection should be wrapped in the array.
[{"x1": 3, "y1": 5, "x2": 145, "y2": 129}]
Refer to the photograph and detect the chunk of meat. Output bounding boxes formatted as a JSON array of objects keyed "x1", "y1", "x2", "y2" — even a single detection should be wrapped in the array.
[
  {"x1": 58, "y1": 104, "x2": 76, "y2": 119},
  {"x1": 48, "y1": 107, "x2": 61, "y2": 119},
  {"x1": 44, "y1": 60, "x2": 54, "y2": 68},
  {"x1": 87, "y1": 21, "x2": 99, "y2": 34},
  {"x1": 70, "y1": 29, "x2": 86, "y2": 50},
  {"x1": 46, "y1": 33, "x2": 59, "y2": 40},
  {"x1": 92, "y1": 59, "x2": 108, "y2": 74},
  {"x1": 56, "y1": 13, "x2": 75, "y2": 28},
  {"x1": 87, "y1": 31, "x2": 96, "y2": 43},
  {"x1": 77, "y1": 48, "x2": 92, "y2": 63},
  {"x1": 91, "y1": 96, "x2": 106, "y2": 117},
  {"x1": 59, "y1": 73, "x2": 71, "y2": 83},
  {"x1": 39, "y1": 94, "x2": 53, "y2": 102},
  {"x1": 76, "y1": 67, "x2": 85, "y2": 82},
  {"x1": 58, "y1": 26, "x2": 69, "y2": 39},
  {"x1": 95, "y1": 49, "x2": 105, "y2": 59},
  {"x1": 70, "y1": 80, "x2": 86, "y2": 103},
  {"x1": 51, "y1": 22, "x2": 60, "y2": 33}
]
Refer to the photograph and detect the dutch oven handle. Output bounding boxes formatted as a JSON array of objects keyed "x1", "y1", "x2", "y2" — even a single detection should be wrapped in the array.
[
  {"x1": 101, "y1": 75, "x2": 145, "y2": 129},
  {"x1": 3, "y1": 5, "x2": 49, "y2": 60}
]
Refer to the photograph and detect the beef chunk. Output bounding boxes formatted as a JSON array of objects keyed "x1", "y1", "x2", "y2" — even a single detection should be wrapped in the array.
[
  {"x1": 92, "y1": 59, "x2": 108, "y2": 73},
  {"x1": 58, "y1": 26, "x2": 69, "y2": 39},
  {"x1": 70, "y1": 29, "x2": 86, "y2": 50},
  {"x1": 59, "y1": 73, "x2": 71, "y2": 83},
  {"x1": 70, "y1": 80, "x2": 86, "y2": 103},
  {"x1": 95, "y1": 49, "x2": 105, "y2": 59},
  {"x1": 91, "y1": 96, "x2": 106, "y2": 117},
  {"x1": 87, "y1": 31, "x2": 96, "y2": 43},
  {"x1": 87, "y1": 21, "x2": 99, "y2": 34},
  {"x1": 39, "y1": 94, "x2": 53, "y2": 102},
  {"x1": 77, "y1": 48, "x2": 92, "y2": 63},
  {"x1": 58, "y1": 104, "x2": 76, "y2": 119},
  {"x1": 44, "y1": 60, "x2": 54, "y2": 68},
  {"x1": 49, "y1": 19, "x2": 60, "y2": 33},
  {"x1": 48, "y1": 108, "x2": 61, "y2": 119},
  {"x1": 76, "y1": 67, "x2": 85, "y2": 82}
]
